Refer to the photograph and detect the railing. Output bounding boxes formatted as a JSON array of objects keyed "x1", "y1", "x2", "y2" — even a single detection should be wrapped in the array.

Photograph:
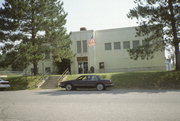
[
  {"x1": 38, "y1": 72, "x2": 49, "y2": 81},
  {"x1": 35, "y1": 72, "x2": 49, "y2": 88},
  {"x1": 58, "y1": 68, "x2": 69, "y2": 87}
]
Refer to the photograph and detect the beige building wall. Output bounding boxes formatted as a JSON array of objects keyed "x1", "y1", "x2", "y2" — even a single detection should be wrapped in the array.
[
  {"x1": 24, "y1": 53, "x2": 57, "y2": 75},
  {"x1": 70, "y1": 30, "x2": 94, "y2": 74},
  {"x1": 70, "y1": 27, "x2": 166, "y2": 74}
]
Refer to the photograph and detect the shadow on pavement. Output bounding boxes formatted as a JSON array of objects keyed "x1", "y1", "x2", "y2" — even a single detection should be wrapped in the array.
[{"x1": 36, "y1": 89, "x2": 180, "y2": 96}]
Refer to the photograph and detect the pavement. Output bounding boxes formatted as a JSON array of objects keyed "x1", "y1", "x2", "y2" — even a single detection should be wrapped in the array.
[{"x1": 0, "y1": 89, "x2": 180, "y2": 121}]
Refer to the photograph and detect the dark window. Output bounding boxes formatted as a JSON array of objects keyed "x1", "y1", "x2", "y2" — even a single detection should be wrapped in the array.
[
  {"x1": 90, "y1": 76, "x2": 98, "y2": 81},
  {"x1": 45, "y1": 67, "x2": 51, "y2": 73},
  {"x1": 105, "y1": 43, "x2": 112, "y2": 50},
  {"x1": 114, "y1": 42, "x2": 121, "y2": 50},
  {"x1": 132, "y1": 40, "x2": 140, "y2": 48},
  {"x1": 123, "y1": 41, "x2": 130, "y2": 49},
  {"x1": 99, "y1": 62, "x2": 104, "y2": 69},
  {"x1": 77, "y1": 41, "x2": 81, "y2": 53},
  {"x1": 82, "y1": 40, "x2": 87, "y2": 53}
]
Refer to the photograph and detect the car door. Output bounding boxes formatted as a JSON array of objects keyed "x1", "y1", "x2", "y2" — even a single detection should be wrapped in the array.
[
  {"x1": 73, "y1": 76, "x2": 87, "y2": 87},
  {"x1": 79, "y1": 76, "x2": 89, "y2": 87},
  {"x1": 85, "y1": 75, "x2": 98, "y2": 87}
]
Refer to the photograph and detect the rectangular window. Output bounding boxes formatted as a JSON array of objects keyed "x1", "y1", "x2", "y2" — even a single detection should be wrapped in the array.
[
  {"x1": 45, "y1": 67, "x2": 51, "y2": 73},
  {"x1": 123, "y1": 41, "x2": 130, "y2": 49},
  {"x1": 77, "y1": 41, "x2": 81, "y2": 53},
  {"x1": 105, "y1": 43, "x2": 112, "y2": 50},
  {"x1": 114, "y1": 42, "x2": 121, "y2": 50},
  {"x1": 82, "y1": 40, "x2": 87, "y2": 53},
  {"x1": 133, "y1": 40, "x2": 140, "y2": 48}
]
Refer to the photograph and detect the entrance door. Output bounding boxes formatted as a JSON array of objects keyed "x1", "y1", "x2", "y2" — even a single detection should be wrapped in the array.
[{"x1": 78, "y1": 62, "x2": 88, "y2": 74}]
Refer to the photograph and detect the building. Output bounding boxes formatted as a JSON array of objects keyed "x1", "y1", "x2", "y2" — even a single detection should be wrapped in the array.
[
  {"x1": 24, "y1": 26, "x2": 166, "y2": 75},
  {"x1": 24, "y1": 53, "x2": 58, "y2": 75},
  {"x1": 70, "y1": 26, "x2": 166, "y2": 74}
]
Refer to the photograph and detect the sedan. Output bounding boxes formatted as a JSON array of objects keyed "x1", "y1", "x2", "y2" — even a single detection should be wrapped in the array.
[
  {"x1": 60, "y1": 75, "x2": 113, "y2": 91},
  {"x1": 0, "y1": 79, "x2": 10, "y2": 90}
]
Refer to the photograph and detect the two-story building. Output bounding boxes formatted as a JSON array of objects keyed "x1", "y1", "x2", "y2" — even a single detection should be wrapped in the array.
[
  {"x1": 70, "y1": 27, "x2": 166, "y2": 74},
  {"x1": 24, "y1": 26, "x2": 166, "y2": 75}
]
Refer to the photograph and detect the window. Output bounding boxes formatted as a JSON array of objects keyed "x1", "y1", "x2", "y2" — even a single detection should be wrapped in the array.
[
  {"x1": 90, "y1": 76, "x2": 98, "y2": 81},
  {"x1": 114, "y1": 42, "x2": 121, "y2": 50},
  {"x1": 77, "y1": 41, "x2": 81, "y2": 53},
  {"x1": 133, "y1": 40, "x2": 140, "y2": 48},
  {"x1": 123, "y1": 41, "x2": 130, "y2": 49},
  {"x1": 82, "y1": 40, "x2": 87, "y2": 53},
  {"x1": 99, "y1": 62, "x2": 104, "y2": 69},
  {"x1": 45, "y1": 67, "x2": 51, "y2": 73},
  {"x1": 105, "y1": 43, "x2": 112, "y2": 50}
]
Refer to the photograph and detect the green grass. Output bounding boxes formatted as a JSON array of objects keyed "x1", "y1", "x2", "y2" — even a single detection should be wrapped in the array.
[
  {"x1": 2, "y1": 76, "x2": 43, "y2": 90},
  {"x1": 2, "y1": 71, "x2": 180, "y2": 90},
  {"x1": 67, "y1": 71, "x2": 180, "y2": 89}
]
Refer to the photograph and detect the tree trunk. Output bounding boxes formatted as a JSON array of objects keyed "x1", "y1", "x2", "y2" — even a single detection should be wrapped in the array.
[
  {"x1": 33, "y1": 61, "x2": 38, "y2": 75},
  {"x1": 168, "y1": 0, "x2": 180, "y2": 71},
  {"x1": 31, "y1": 0, "x2": 38, "y2": 75},
  {"x1": 175, "y1": 43, "x2": 180, "y2": 70}
]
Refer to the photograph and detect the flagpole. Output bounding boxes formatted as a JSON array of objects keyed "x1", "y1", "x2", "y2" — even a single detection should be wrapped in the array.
[
  {"x1": 88, "y1": 30, "x2": 96, "y2": 73},
  {"x1": 93, "y1": 31, "x2": 96, "y2": 73}
]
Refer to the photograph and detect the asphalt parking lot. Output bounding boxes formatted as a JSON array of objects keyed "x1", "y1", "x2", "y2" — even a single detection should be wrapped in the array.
[{"x1": 0, "y1": 89, "x2": 180, "y2": 121}]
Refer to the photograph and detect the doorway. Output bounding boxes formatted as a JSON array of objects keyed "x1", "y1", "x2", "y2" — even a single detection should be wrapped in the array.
[{"x1": 78, "y1": 62, "x2": 88, "y2": 74}]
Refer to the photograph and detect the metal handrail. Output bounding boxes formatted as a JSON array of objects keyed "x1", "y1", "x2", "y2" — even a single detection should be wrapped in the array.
[
  {"x1": 58, "y1": 68, "x2": 69, "y2": 86},
  {"x1": 38, "y1": 72, "x2": 49, "y2": 81}
]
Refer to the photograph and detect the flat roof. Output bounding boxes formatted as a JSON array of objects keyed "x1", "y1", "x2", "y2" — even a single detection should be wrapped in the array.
[{"x1": 70, "y1": 26, "x2": 138, "y2": 33}]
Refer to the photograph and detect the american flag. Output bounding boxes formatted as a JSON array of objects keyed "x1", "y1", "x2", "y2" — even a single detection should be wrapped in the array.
[{"x1": 88, "y1": 36, "x2": 96, "y2": 46}]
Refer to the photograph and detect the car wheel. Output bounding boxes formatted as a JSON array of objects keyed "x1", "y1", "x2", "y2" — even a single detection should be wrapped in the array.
[
  {"x1": 96, "y1": 84, "x2": 104, "y2": 91},
  {"x1": 65, "y1": 84, "x2": 72, "y2": 91}
]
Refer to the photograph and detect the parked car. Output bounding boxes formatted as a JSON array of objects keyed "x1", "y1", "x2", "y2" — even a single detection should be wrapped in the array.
[
  {"x1": 0, "y1": 79, "x2": 10, "y2": 90},
  {"x1": 59, "y1": 75, "x2": 113, "y2": 91}
]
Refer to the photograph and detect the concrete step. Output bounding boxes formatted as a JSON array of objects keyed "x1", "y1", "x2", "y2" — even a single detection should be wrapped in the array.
[{"x1": 40, "y1": 76, "x2": 61, "y2": 89}]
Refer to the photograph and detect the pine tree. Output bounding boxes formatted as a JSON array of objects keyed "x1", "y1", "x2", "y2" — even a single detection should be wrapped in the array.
[
  {"x1": 127, "y1": 0, "x2": 180, "y2": 70},
  {"x1": 0, "y1": 0, "x2": 73, "y2": 75}
]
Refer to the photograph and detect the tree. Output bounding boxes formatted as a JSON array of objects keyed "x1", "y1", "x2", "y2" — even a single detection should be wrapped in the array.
[
  {"x1": 127, "y1": 0, "x2": 180, "y2": 70},
  {"x1": 0, "y1": 0, "x2": 73, "y2": 75}
]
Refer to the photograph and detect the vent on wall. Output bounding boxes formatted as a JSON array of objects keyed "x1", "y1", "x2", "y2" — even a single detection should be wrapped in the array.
[{"x1": 80, "y1": 27, "x2": 87, "y2": 31}]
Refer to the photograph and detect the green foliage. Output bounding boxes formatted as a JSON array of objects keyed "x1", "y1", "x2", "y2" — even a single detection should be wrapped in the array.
[
  {"x1": 127, "y1": 0, "x2": 180, "y2": 70},
  {"x1": 0, "y1": 0, "x2": 73, "y2": 74},
  {"x1": 3, "y1": 76, "x2": 42, "y2": 90}
]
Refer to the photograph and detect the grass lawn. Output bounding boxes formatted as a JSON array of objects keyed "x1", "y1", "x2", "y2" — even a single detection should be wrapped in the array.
[
  {"x1": 2, "y1": 76, "x2": 43, "y2": 90},
  {"x1": 1, "y1": 71, "x2": 180, "y2": 90},
  {"x1": 67, "y1": 71, "x2": 180, "y2": 89}
]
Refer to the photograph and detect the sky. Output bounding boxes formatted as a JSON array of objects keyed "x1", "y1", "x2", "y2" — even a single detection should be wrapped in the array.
[
  {"x1": 63, "y1": 0, "x2": 138, "y2": 32},
  {"x1": 0, "y1": 0, "x2": 138, "y2": 32}
]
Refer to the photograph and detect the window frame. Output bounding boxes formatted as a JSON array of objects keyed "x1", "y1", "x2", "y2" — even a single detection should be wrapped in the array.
[
  {"x1": 76, "y1": 41, "x2": 82, "y2": 53},
  {"x1": 123, "y1": 41, "x2": 130, "y2": 49},
  {"x1": 114, "y1": 42, "x2": 121, "y2": 50},
  {"x1": 82, "y1": 40, "x2": 87, "y2": 53},
  {"x1": 105, "y1": 43, "x2": 112, "y2": 51},
  {"x1": 132, "y1": 40, "x2": 140, "y2": 48}
]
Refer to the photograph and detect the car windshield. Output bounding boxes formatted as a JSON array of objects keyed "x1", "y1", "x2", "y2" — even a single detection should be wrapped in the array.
[
  {"x1": 76, "y1": 75, "x2": 103, "y2": 81},
  {"x1": 76, "y1": 76, "x2": 87, "y2": 80}
]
